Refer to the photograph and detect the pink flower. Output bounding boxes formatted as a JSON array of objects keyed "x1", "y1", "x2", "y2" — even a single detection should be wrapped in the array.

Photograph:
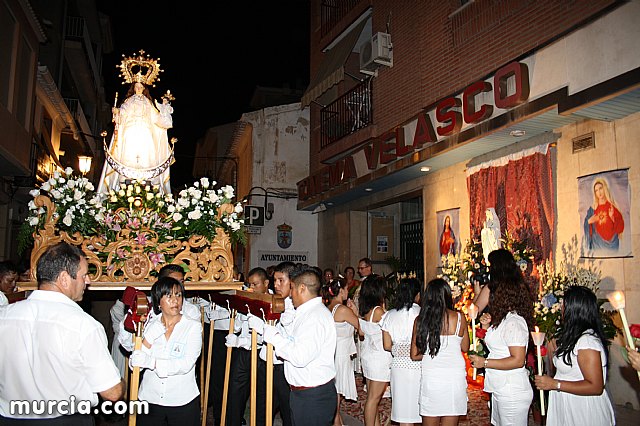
[
  {"x1": 134, "y1": 233, "x2": 148, "y2": 245},
  {"x1": 149, "y1": 252, "x2": 165, "y2": 266},
  {"x1": 127, "y1": 217, "x2": 141, "y2": 229},
  {"x1": 116, "y1": 249, "x2": 126, "y2": 258}
]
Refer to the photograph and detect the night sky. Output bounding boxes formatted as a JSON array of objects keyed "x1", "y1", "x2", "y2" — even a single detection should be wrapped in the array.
[{"x1": 96, "y1": 1, "x2": 310, "y2": 187}]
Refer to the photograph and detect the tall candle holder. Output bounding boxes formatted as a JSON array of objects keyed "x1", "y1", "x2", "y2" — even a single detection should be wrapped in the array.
[
  {"x1": 468, "y1": 303, "x2": 479, "y2": 380},
  {"x1": 531, "y1": 326, "x2": 546, "y2": 416},
  {"x1": 607, "y1": 290, "x2": 640, "y2": 380}
]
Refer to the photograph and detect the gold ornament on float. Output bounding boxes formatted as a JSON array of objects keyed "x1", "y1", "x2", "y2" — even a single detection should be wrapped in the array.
[{"x1": 118, "y1": 49, "x2": 163, "y2": 86}]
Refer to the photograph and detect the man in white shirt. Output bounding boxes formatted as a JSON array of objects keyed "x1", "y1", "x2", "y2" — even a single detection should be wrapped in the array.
[
  {"x1": 0, "y1": 242, "x2": 124, "y2": 424},
  {"x1": 0, "y1": 260, "x2": 18, "y2": 306},
  {"x1": 255, "y1": 262, "x2": 296, "y2": 426},
  {"x1": 250, "y1": 266, "x2": 337, "y2": 426},
  {"x1": 226, "y1": 267, "x2": 270, "y2": 426}
]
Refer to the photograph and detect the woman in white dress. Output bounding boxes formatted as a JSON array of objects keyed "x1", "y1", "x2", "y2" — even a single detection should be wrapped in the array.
[
  {"x1": 358, "y1": 276, "x2": 392, "y2": 426},
  {"x1": 469, "y1": 249, "x2": 534, "y2": 426},
  {"x1": 411, "y1": 278, "x2": 470, "y2": 426},
  {"x1": 129, "y1": 276, "x2": 202, "y2": 426},
  {"x1": 382, "y1": 277, "x2": 422, "y2": 426},
  {"x1": 322, "y1": 278, "x2": 362, "y2": 426},
  {"x1": 534, "y1": 286, "x2": 614, "y2": 425}
]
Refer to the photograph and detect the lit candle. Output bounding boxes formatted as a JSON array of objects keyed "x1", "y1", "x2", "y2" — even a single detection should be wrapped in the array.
[
  {"x1": 531, "y1": 326, "x2": 546, "y2": 416},
  {"x1": 607, "y1": 291, "x2": 640, "y2": 380},
  {"x1": 468, "y1": 303, "x2": 479, "y2": 380}
]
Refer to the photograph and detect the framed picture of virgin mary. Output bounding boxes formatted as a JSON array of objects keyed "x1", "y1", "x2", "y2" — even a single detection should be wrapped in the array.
[
  {"x1": 578, "y1": 169, "x2": 632, "y2": 258},
  {"x1": 436, "y1": 208, "x2": 460, "y2": 266}
]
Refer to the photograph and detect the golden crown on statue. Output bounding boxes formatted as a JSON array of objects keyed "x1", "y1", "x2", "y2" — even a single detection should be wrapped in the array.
[{"x1": 118, "y1": 49, "x2": 162, "y2": 86}]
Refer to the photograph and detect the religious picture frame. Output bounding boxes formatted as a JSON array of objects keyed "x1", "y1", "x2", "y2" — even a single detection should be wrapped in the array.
[
  {"x1": 436, "y1": 208, "x2": 460, "y2": 266},
  {"x1": 578, "y1": 169, "x2": 632, "y2": 258}
]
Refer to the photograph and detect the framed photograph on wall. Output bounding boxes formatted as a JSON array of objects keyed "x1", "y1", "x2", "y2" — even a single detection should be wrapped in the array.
[
  {"x1": 578, "y1": 169, "x2": 632, "y2": 258},
  {"x1": 436, "y1": 208, "x2": 460, "y2": 266}
]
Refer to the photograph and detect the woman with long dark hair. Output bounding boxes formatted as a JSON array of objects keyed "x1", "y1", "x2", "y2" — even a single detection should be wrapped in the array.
[
  {"x1": 322, "y1": 278, "x2": 362, "y2": 426},
  {"x1": 358, "y1": 276, "x2": 392, "y2": 426},
  {"x1": 469, "y1": 249, "x2": 534, "y2": 426},
  {"x1": 411, "y1": 278, "x2": 469, "y2": 425},
  {"x1": 534, "y1": 286, "x2": 614, "y2": 425},
  {"x1": 381, "y1": 277, "x2": 422, "y2": 425}
]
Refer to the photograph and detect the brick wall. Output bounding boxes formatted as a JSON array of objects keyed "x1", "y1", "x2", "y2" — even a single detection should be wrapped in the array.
[{"x1": 307, "y1": 0, "x2": 620, "y2": 173}]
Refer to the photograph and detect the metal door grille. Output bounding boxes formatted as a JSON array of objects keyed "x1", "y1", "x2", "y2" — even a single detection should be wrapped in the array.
[{"x1": 400, "y1": 221, "x2": 423, "y2": 282}]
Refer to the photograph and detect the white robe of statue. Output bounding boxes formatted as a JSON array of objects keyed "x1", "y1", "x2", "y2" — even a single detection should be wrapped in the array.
[
  {"x1": 481, "y1": 207, "x2": 502, "y2": 263},
  {"x1": 98, "y1": 92, "x2": 173, "y2": 194}
]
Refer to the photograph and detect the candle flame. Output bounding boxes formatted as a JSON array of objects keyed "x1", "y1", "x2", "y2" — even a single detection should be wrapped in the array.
[{"x1": 535, "y1": 326, "x2": 539, "y2": 333}]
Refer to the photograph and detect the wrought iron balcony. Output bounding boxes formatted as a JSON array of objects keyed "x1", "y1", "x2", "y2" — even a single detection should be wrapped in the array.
[
  {"x1": 321, "y1": 0, "x2": 364, "y2": 37},
  {"x1": 320, "y1": 81, "x2": 372, "y2": 149}
]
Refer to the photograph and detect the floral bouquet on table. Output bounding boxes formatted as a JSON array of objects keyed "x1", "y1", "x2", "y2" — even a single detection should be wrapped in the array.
[{"x1": 502, "y1": 230, "x2": 536, "y2": 274}]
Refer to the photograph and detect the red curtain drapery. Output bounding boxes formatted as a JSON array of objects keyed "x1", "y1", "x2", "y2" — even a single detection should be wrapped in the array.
[{"x1": 467, "y1": 147, "x2": 554, "y2": 262}]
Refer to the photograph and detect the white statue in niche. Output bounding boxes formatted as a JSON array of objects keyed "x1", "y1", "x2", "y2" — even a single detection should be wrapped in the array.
[{"x1": 481, "y1": 207, "x2": 502, "y2": 263}]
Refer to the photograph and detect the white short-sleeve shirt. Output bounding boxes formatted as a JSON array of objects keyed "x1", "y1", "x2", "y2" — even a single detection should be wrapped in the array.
[{"x1": 0, "y1": 290, "x2": 121, "y2": 419}]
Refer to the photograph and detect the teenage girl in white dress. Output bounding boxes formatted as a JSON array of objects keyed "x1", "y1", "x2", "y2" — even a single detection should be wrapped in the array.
[
  {"x1": 411, "y1": 278, "x2": 470, "y2": 426},
  {"x1": 534, "y1": 285, "x2": 614, "y2": 426},
  {"x1": 358, "y1": 276, "x2": 392, "y2": 426},
  {"x1": 382, "y1": 277, "x2": 422, "y2": 425},
  {"x1": 323, "y1": 278, "x2": 363, "y2": 426},
  {"x1": 469, "y1": 249, "x2": 534, "y2": 426}
]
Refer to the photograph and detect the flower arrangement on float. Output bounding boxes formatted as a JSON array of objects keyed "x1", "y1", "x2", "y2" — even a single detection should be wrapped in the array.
[{"x1": 18, "y1": 169, "x2": 245, "y2": 282}]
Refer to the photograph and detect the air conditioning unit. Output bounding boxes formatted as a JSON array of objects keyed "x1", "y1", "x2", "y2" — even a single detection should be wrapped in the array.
[{"x1": 359, "y1": 32, "x2": 393, "y2": 75}]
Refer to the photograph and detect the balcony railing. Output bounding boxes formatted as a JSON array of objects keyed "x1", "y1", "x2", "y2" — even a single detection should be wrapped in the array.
[
  {"x1": 321, "y1": 0, "x2": 363, "y2": 37},
  {"x1": 65, "y1": 16, "x2": 101, "y2": 91},
  {"x1": 320, "y1": 80, "x2": 372, "y2": 149}
]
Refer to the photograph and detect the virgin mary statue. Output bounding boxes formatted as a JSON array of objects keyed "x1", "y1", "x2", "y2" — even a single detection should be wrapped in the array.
[
  {"x1": 481, "y1": 207, "x2": 502, "y2": 263},
  {"x1": 98, "y1": 50, "x2": 174, "y2": 194}
]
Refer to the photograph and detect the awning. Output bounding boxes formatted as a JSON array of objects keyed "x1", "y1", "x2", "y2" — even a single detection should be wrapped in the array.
[{"x1": 301, "y1": 19, "x2": 368, "y2": 108}]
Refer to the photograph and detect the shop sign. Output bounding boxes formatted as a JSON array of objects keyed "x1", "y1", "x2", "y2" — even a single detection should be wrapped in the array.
[{"x1": 298, "y1": 61, "x2": 530, "y2": 201}]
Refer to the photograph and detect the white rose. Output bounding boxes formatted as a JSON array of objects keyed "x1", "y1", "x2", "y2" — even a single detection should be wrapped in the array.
[
  {"x1": 146, "y1": 193, "x2": 154, "y2": 200},
  {"x1": 51, "y1": 189, "x2": 63, "y2": 199},
  {"x1": 118, "y1": 190, "x2": 125, "y2": 196},
  {"x1": 231, "y1": 222, "x2": 240, "y2": 231},
  {"x1": 67, "y1": 180, "x2": 76, "y2": 189},
  {"x1": 64, "y1": 167, "x2": 73, "y2": 176},
  {"x1": 200, "y1": 177, "x2": 209, "y2": 188},
  {"x1": 29, "y1": 189, "x2": 40, "y2": 197},
  {"x1": 41, "y1": 182, "x2": 51, "y2": 192},
  {"x1": 29, "y1": 216, "x2": 39, "y2": 226},
  {"x1": 53, "y1": 171, "x2": 60, "y2": 179},
  {"x1": 85, "y1": 182, "x2": 94, "y2": 191},
  {"x1": 58, "y1": 177, "x2": 66, "y2": 184},
  {"x1": 172, "y1": 212, "x2": 183, "y2": 221},
  {"x1": 234, "y1": 203, "x2": 243, "y2": 213},
  {"x1": 167, "y1": 204, "x2": 176, "y2": 213},
  {"x1": 48, "y1": 178, "x2": 57, "y2": 186},
  {"x1": 188, "y1": 210, "x2": 202, "y2": 220},
  {"x1": 208, "y1": 193, "x2": 219, "y2": 203},
  {"x1": 179, "y1": 190, "x2": 187, "y2": 197},
  {"x1": 110, "y1": 196, "x2": 117, "y2": 202},
  {"x1": 74, "y1": 190, "x2": 83, "y2": 200},
  {"x1": 127, "y1": 196, "x2": 134, "y2": 203},
  {"x1": 62, "y1": 215, "x2": 72, "y2": 226}
]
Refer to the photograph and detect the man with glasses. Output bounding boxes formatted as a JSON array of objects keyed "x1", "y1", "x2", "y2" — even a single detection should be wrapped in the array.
[{"x1": 357, "y1": 258, "x2": 376, "y2": 284}]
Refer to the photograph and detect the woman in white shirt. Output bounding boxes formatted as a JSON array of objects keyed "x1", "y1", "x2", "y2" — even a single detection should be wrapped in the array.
[
  {"x1": 358, "y1": 276, "x2": 392, "y2": 426},
  {"x1": 129, "y1": 277, "x2": 202, "y2": 426},
  {"x1": 469, "y1": 249, "x2": 534, "y2": 426},
  {"x1": 382, "y1": 277, "x2": 422, "y2": 426},
  {"x1": 534, "y1": 286, "x2": 614, "y2": 426}
]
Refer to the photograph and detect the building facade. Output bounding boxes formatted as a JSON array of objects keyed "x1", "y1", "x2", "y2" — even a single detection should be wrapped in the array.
[
  {"x1": 226, "y1": 103, "x2": 316, "y2": 276},
  {"x1": 301, "y1": 0, "x2": 640, "y2": 407},
  {"x1": 0, "y1": 0, "x2": 111, "y2": 262}
]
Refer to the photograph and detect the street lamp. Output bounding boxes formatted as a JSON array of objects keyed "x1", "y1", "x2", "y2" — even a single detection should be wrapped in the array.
[{"x1": 78, "y1": 155, "x2": 92, "y2": 176}]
